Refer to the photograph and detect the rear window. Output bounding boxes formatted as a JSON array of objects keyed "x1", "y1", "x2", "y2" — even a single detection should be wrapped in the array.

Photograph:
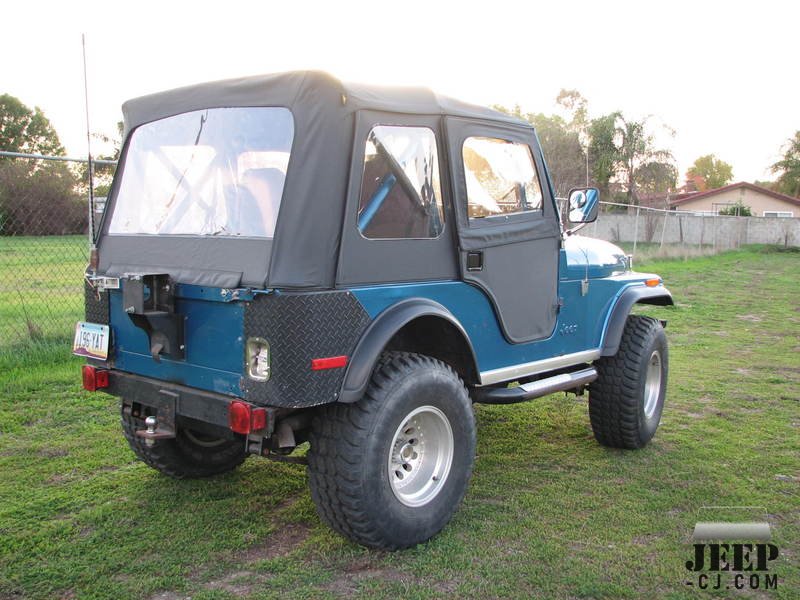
[{"x1": 109, "y1": 107, "x2": 294, "y2": 238}]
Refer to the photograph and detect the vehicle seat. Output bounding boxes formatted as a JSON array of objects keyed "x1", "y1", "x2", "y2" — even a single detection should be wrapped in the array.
[{"x1": 239, "y1": 168, "x2": 285, "y2": 237}]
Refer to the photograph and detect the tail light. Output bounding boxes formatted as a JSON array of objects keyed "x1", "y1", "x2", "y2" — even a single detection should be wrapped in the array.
[
  {"x1": 228, "y1": 401, "x2": 268, "y2": 434},
  {"x1": 82, "y1": 365, "x2": 109, "y2": 391}
]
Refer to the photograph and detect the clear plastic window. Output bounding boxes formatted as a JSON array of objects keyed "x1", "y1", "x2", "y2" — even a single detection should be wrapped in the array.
[
  {"x1": 109, "y1": 107, "x2": 294, "y2": 238},
  {"x1": 358, "y1": 125, "x2": 444, "y2": 239},
  {"x1": 462, "y1": 137, "x2": 543, "y2": 221}
]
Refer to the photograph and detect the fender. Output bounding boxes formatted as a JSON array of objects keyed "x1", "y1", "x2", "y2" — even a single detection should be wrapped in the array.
[
  {"x1": 338, "y1": 298, "x2": 478, "y2": 403},
  {"x1": 601, "y1": 285, "x2": 674, "y2": 357}
]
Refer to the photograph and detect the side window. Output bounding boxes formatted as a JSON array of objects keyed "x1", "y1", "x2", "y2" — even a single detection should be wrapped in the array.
[
  {"x1": 462, "y1": 137, "x2": 543, "y2": 222},
  {"x1": 358, "y1": 125, "x2": 444, "y2": 239}
]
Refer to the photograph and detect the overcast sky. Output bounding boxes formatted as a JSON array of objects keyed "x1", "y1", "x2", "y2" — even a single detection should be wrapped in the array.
[{"x1": 3, "y1": 0, "x2": 798, "y2": 183}]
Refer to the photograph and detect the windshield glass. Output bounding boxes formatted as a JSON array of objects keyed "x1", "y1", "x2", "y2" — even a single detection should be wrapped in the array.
[{"x1": 109, "y1": 107, "x2": 294, "y2": 238}]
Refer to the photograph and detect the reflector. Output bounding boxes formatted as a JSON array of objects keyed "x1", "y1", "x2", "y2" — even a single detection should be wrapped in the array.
[{"x1": 311, "y1": 355, "x2": 348, "y2": 371}]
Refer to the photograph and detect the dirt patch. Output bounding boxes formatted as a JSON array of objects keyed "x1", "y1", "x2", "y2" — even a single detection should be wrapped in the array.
[
  {"x1": 38, "y1": 447, "x2": 69, "y2": 458},
  {"x1": 47, "y1": 473, "x2": 70, "y2": 485},
  {"x1": 240, "y1": 521, "x2": 311, "y2": 563},
  {"x1": 149, "y1": 593, "x2": 190, "y2": 600},
  {"x1": 323, "y1": 557, "x2": 410, "y2": 597},
  {"x1": 203, "y1": 570, "x2": 271, "y2": 596},
  {"x1": 737, "y1": 314, "x2": 763, "y2": 322}
]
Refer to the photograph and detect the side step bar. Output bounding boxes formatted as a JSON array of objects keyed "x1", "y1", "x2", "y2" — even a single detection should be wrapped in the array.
[{"x1": 472, "y1": 367, "x2": 598, "y2": 405}]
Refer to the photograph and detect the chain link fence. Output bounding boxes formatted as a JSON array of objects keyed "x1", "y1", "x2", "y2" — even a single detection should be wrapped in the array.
[{"x1": 0, "y1": 153, "x2": 112, "y2": 356}]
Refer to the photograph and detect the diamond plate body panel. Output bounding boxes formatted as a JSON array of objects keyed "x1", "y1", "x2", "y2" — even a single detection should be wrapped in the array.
[
  {"x1": 243, "y1": 290, "x2": 371, "y2": 408},
  {"x1": 84, "y1": 281, "x2": 110, "y2": 325}
]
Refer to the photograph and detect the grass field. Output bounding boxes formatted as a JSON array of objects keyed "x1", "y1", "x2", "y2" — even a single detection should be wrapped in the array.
[
  {"x1": 0, "y1": 235, "x2": 88, "y2": 352},
  {"x1": 0, "y1": 246, "x2": 798, "y2": 599}
]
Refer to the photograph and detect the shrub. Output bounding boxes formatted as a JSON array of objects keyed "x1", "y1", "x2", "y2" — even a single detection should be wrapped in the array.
[
  {"x1": 718, "y1": 202, "x2": 752, "y2": 217},
  {"x1": 0, "y1": 161, "x2": 87, "y2": 235}
]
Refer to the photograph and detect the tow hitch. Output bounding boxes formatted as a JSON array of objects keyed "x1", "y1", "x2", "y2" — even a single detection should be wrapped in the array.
[{"x1": 137, "y1": 415, "x2": 176, "y2": 447}]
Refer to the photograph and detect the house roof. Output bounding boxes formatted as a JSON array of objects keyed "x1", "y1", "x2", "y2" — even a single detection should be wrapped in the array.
[{"x1": 669, "y1": 181, "x2": 800, "y2": 208}]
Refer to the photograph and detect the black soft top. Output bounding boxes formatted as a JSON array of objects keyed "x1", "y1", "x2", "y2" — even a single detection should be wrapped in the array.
[
  {"x1": 122, "y1": 70, "x2": 524, "y2": 135},
  {"x1": 100, "y1": 71, "x2": 531, "y2": 290}
]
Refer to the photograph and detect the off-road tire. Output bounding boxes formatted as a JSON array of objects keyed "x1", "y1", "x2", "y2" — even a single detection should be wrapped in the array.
[
  {"x1": 121, "y1": 406, "x2": 247, "y2": 479},
  {"x1": 307, "y1": 352, "x2": 476, "y2": 550},
  {"x1": 589, "y1": 315, "x2": 668, "y2": 449}
]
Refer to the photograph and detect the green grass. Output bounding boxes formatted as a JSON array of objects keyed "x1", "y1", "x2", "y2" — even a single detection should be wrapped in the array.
[
  {"x1": 0, "y1": 235, "x2": 88, "y2": 351},
  {"x1": 1, "y1": 247, "x2": 798, "y2": 599}
]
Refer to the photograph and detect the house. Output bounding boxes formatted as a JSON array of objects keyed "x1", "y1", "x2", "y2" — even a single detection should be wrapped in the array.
[{"x1": 670, "y1": 182, "x2": 800, "y2": 217}]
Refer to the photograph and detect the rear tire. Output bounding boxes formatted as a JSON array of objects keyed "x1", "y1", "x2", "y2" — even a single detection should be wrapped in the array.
[
  {"x1": 307, "y1": 352, "x2": 476, "y2": 550},
  {"x1": 589, "y1": 315, "x2": 668, "y2": 449},
  {"x1": 121, "y1": 405, "x2": 247, "y2": 479}
]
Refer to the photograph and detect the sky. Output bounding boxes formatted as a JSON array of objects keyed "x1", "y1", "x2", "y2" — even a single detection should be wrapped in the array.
[{"x1": 2, "y1": 0, "x2": 798, "y2": 184}]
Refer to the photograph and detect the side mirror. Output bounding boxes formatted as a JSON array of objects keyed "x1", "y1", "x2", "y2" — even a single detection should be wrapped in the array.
[{"x1": 567, "y1": 187, "x2": 600, "y2": 224}]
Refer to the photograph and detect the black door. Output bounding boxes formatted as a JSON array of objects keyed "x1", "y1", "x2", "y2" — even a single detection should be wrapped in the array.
[{"x1": 445, "y1": 117, "x2": 561, "y2": 343}]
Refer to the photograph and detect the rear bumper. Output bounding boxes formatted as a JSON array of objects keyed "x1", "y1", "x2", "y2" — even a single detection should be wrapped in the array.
[{"x1": 104, "y1": 370, "x2": 279, "y2": 437}]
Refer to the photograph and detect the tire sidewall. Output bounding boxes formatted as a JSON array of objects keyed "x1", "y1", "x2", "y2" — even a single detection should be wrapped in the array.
[
  {"x1": 636, "y1": 325, "x2": 668, "y2": 443},
  {"x1": 360, "y1": 364, "x2": 475, "y2": 547}
]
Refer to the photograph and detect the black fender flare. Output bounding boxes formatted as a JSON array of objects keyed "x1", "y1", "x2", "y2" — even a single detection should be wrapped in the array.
[
  {"x1": 601, "y1": 285, "x2": 674, "y2": 357},
  {"x1": 338, "y1": 298, "x2": 478, "y2": 403}
]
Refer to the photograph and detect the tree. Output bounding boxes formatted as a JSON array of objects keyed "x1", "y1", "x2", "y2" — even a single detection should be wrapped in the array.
[
  {"x1": 79, "y1": 120, "x2": 122, "y2": 196},
  {"x1": 635, "y1": 161, "x2": 678, "y2": 198},
  {"x1": 687, "y1": 154, "x2": 733, "y2": 191},
  {"x1": 770, "y1": 131, "x2": 800, "y2": 197},
  {"x1": 556, "y1": 89, "x2": 590, "y2": 188},
  {"x1": 587, "y1": 113, "x2": 619, "y2": 199},
  {"x1": 493, "y1": 104, "x2": 585, "y2": 197},
  {"x1": 0, "y1": 161, "x2": 84, "y2": 235},
  {"x1": 614, "y1": 115, "x2": 674, "y2": 206},
  {"x1": 0, "y1": 94, "x2": 83, "y2": 235},
  {"x1": 0, "y1": 94, "x2": 65, "y2": 164}
]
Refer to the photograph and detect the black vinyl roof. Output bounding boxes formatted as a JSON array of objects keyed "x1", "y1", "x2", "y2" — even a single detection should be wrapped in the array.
[
  {"x1": 122, "y1": 70, "x2": 527, "y2": 135},
  {"x1": 103, "y1": 71, "x2": 534, "y2": 290}
]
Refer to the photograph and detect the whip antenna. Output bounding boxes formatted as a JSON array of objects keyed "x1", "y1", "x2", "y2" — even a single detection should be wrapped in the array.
[{"x1": 82, "y1": 33, "x2": 98, "y2": 268}]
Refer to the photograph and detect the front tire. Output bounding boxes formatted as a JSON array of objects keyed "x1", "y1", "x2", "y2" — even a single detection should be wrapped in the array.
[
  {"x1": 589, "y1": 315, "x2": 668, "y2": 449},
  {"x1": 307, "y1": 352, "x2": 476, "y2": 550},
  {"x1": 121, "y1": 405, "x2": 247, "y2": 479}
]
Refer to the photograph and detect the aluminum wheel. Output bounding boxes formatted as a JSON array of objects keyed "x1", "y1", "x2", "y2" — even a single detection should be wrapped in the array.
[
  {"x1": 643, "y1": 350, "x2": 662, "y2": 419},
  {"x1": 387, "y1": 405, "x2": 454, "y2": 507}
]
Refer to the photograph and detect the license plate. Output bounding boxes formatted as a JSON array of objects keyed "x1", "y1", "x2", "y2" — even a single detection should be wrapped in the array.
[{"x1": 72, "y1": 322, "x2": 110, "y2": 360}]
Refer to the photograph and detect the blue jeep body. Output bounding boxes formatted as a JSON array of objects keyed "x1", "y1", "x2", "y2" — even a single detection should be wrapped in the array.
[
  {"x1": 80, "y1": 71, "x2": 673, "y2": 549},
  {"x1": 90, "y1": 235, "x2": 669, "y2": 402}
]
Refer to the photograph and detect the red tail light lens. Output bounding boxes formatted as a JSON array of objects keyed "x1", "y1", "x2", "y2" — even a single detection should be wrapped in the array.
[
  {"x1": 228, "y1": 401, "x2": 268, "y2": 434},
  {"x1": 82, "y1": 365, "x2": 109, "y2": 391},
  {"x1": 228, "y1": 401, "x2": 252, "y2": 434}
]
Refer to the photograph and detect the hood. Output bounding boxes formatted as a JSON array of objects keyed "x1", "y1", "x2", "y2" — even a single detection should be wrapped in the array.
[{"x1": 563, "y1": 235, "x2": 629, "y2": 279}]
